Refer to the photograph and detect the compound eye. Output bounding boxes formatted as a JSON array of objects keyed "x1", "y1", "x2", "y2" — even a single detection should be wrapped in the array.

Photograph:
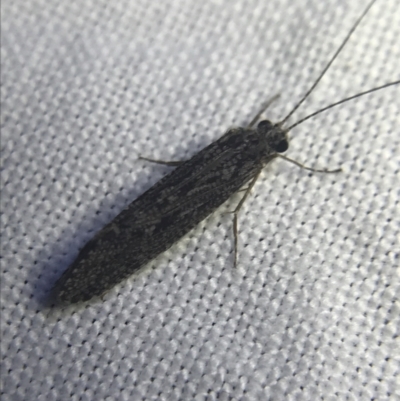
[
  {"x1": 275, "y1": 139, "x2": 288, "y2": 153},
  {"x1": 257, "y1": 120, "x2": 273, "y2": 131}
]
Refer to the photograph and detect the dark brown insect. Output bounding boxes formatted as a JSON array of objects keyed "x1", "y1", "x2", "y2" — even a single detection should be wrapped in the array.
[{"x1": 52, "y1": 0, "x2": 398, "y2": 304}]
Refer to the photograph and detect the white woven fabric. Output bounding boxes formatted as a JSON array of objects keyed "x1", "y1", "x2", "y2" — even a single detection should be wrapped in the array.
[{"x1": 1, "y1": 0, "x2": 399, "y2": 400}]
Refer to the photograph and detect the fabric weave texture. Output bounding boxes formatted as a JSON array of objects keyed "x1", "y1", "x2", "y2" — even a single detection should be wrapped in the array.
[{"x1": 1, "y1": 0, "x2": 399, "y2": 400}]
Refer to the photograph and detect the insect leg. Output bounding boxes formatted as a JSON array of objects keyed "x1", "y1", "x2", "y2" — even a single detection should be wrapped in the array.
[
  {"x1": 139, "y1": 156, "x2": 185, "y2": 167},
  {"x1": 277, "y1": 154, "x2": 341, "y2": 173},
  {"x1": 247, "y1": 94, "x2": 280, "y2": 128},
  {"x1": 227, "y1": 169, "x2": 263, "y2": 267}
]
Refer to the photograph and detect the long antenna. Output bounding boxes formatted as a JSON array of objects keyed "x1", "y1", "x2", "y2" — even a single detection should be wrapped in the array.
[
  {"x1": 280, "y1": 0, "x2": 377, "y2": 126},
  {"x1": 286, "y1": 80, "x2": 400, "y2": 131}
]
